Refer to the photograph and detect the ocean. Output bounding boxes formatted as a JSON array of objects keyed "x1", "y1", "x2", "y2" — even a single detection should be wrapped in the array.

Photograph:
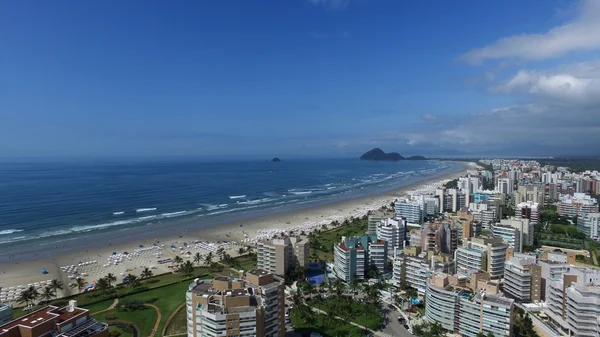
[{"x1": 0, "y1": 158, "x2": 462, "y2": 258}]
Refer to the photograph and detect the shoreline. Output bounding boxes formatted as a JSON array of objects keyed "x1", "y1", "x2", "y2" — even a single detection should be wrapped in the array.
[{"x1": 0, "y1": 161, "x2": 475, "y2": 299}]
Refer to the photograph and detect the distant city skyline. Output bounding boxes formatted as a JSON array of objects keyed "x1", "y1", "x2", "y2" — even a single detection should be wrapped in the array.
[{"x1": 1, "y1": 0, "x2": 599, "y2": 158}]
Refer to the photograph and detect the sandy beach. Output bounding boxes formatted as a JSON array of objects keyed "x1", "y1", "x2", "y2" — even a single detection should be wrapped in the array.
[{"x1": 0, "y1": 161, "x2": 476, "y2": 301}]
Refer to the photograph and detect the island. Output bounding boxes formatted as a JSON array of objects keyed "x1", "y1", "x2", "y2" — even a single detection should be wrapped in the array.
[
  {"x1": 271, "y1": 158, "x2": 281, "y2": 162},
  {"x1": 359, "y1": 148, "x2": 404, "y2": 161},
  {"x1": 359, "y1": 148, "x2": 427, "y2": 161}
]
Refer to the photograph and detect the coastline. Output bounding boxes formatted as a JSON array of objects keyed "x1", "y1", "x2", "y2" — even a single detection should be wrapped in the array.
[{"x1": 0, "y1": 161, "x2": 475, "y2": 297}]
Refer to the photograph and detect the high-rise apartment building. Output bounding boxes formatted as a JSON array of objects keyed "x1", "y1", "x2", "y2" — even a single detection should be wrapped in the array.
[
  {"x1": 557, "y1": 193, "x2": 599, "y2": 217},
  {"x1": 455, "y1": 237, "x2": 508, "y2": 279},
  {"x1": 516, "y1": 201, "x2": 540, "y2": 224},
  {"x1": 367, "y1": 210, "x2": 387, "y2": 236},
  {"x1": 395, "y1": 199, "x2": 423, "y2": 223},
  {"x1": 0, "y1": 301, "x2": 108, "y2": 337},
  {"x1": 333, "y1": 235, "x2": 388, "y2": 283},
  {"x1": 375, "y1": 217, "x2": 405, "y2": 252},
  {"x1": 256, "y1": 236, "x2": 309, "y2": 275},
  {"x1": 496, "y1": 178, "x2": 513, "y2": 194},
  {"x1": 577, "y1": 213, "x2": 600, "y2": 239},
  {"x1": 186, "y1": 270, "x2": 285, "y2": 337},
  {"x1": 424, "y1": 273, "x2": 513, "y2": 337},
  {"x1": 491, "y1": 223, "x2": 522, "y2": 252},
  {"x1": 392, "y1": 248, "x2": 432, "y2": 296},
  {"x1": 503, "y1": 253, "x2": 541, "y2": 302}
]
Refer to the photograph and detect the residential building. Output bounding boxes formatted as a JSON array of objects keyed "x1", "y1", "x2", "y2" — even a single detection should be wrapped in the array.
[
  {"x1": 545, "y1": 267, "x2": 600, "y2": 336},
  {"x1": 367, "y1": 210, "x2": 387, "y2": 236},
  {"x1": 395, "y1": 199, "x2": 423, "y2": 224},
  {"x1": 415, "y1": 222, "x2": 458, "y2": 256},
  {"x1": 564, "y1": 283, "x2": 600, "y2": 337},
  {"x1": 333, "y1": 235, "x2": 388, "y2": 283},
  {"x1": 461, "y1": 221, "x2": 482, "y2": 241},
  {"x1": 424, "y1": 273, "x2": 513, "y2": 337},
  {"x1": 513, "y1": 184, "x2": 545, "y2": 205},
  {"x1": 393, "y1": 248, "x2": 431, "y2": 296},
  {"x1": 516, "y1": 201, "x2": 540, "y2": 224},
  {"x1": 491, "y1": 223, "x2": 522, "y2": 252},
  {"x1": 455, "y1": 237, "x2": 508, "y2": 279},
  {"x1": 501, "y1": 218, "x2": 534, "y2": 246},
  {"x1": 256, "y1": 236, "x2": 309, "y2": 276},
  {"x1": 557, "y1": 193, "x2": 599, "y2": 218},
  {"x1": 185, "y1": 270, "x2": 285, "y2": 337},
  {"x1": 497, "y1": 178, "x2": 513, "y2": 194},
  {"x1": 420, "y1": 196, "x2": 440, "y2": 217},
  {"x1": 577, "y1": 213, "x2": 600, "y2": 239},
  {"x1": 503, "y1": 253, "x2": 541, "y2": 302},
  {"x1": 0, "y1": 301, "x2": 108, "y2": 337},
  {"x1": 375, "y1": 217, "x2": 405, "y2": 252},
  {"x1": 0, "y1": 304, "x2": 12, "y2": 325}
]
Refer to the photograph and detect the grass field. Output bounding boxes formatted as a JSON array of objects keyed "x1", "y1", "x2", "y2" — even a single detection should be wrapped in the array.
[
  {"x1": 225, "y1": 254, "x2": 257, "y2": 271},
  {"x1": 95, "y1": 306, "x2": 158, "y2": 337},
  {"x1": 313, "y1": 297, "x2": 382, "y2": 330},
  {"x1": 164, "y1": 305, "x2": 187, "y2": 335},
  {"x1": 107, "y1": 323, "x2": 135, "y2": 337},
  {"x1": 291, "y1": 310, "x2": 366, "y2": 337},
  {"x1": 310, "y1": 217, "x2": 368, "y2": 261}
]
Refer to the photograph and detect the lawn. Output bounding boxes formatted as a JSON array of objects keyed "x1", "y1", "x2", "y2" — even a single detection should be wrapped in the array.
[
  {"x1": 310, "y1": 217, "x2": 368, "y2": 261},
  {"x1": 290, "y1": 309, "x2": 366, "y2": 337},
  {"x1": 312, "y1": 297, "x2": 382, "y2": 330},
  {"x1": 107, "y1": 323, "x2": 135, "y2": 337},
  {"x1": 164, "y1": 305, "x2": 187, "y2": 335},
  {"x1": 95, "y1": 307, "x2": 158, "y2": 337},
  {"x1": 225, "y1": 254, "x2": 257, "y2": 271}
]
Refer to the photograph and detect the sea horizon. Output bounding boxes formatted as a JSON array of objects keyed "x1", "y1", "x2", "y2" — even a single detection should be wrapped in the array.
[{"x1": 0, "y1": 158, "x2": 464, "y2": 261}]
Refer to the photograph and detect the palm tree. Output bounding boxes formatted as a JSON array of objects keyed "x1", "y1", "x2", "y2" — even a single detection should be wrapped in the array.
[
  {"x1": 216, "y1": 247, "x2": 225, "y2": 260},
  {"x1": 70, "y1": 277, "x2": 86, "y2": 293},
  {"x1": 237, "y1": 247, "x2": 246, "y2": 255},
  {"x1": 95, "y1": 277, "x2": 110, "y2": 294},
  {"x1": 105, "y1": 273, "x2": 117, "y2": 287},
  {"x1": 349, "y1": 279, "x2": 362, "y2": 293},
  {"x1": 173, "y1": 255, "x2": 184, "y2": 269},
  {"x1": 17, "y1": 291, "x2": 31, "y2": 308},
  {"x1": 141, "y1": 267, "x2": 153, "y2": 279},
  {"x1": 49, "y1": 279, "x2": 63, "y2": 298},
  {"x1": 126, "y1": 274, "x2": 140, "y2": 288},
  {"x1": 193, "y1": 252, "x2": 203, "y2": 267},
  {"x1": 181, "y1": 260, "x2": 194, "y2": 275},
  {"x1": 204, "y1": 252, "x2": 214, "y2": 265},
  {"x1": 332, "y1": 279, "x2": 346, "y2": 299},
  {"x1": 40, "y1": 287, "x2": 54, "y2": 303},
  {"x1": 246, "y1": 245, "x2": 254, "y2": 255}
]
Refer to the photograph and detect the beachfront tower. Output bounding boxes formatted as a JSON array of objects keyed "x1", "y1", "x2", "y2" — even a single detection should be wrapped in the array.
[
  {"x1": 186, "y1": 270, "x2": 285, "y2": 337},
  {"x1": 256, "y1": 236, "x2": 309, "y2": 276},
  {"x1": 333, "y1": 235, "x2": 388, "y2": 283}
]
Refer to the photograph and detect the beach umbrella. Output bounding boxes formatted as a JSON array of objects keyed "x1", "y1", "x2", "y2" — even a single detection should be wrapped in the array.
[{"x1": 41, "y1": 269, "x2": 48, "y2": 274}]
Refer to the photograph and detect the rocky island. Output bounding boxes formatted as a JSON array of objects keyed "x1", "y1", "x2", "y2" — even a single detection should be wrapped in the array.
[{"x1": 359, "y1": 148, "x2": 426, "y2": 161}]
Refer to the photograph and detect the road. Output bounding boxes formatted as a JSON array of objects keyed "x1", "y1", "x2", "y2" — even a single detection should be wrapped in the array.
[{"x1": 381, "y1": 304, "x2": 413, "y2": 337}]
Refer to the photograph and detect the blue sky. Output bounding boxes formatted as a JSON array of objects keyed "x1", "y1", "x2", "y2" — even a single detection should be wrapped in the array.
[{"x1": 1, "y1": 0, "x2": 599, "y2": 158}]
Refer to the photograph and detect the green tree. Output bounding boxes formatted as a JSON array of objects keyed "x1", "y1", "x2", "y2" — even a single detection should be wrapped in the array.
[
  {"x1": 126, "y1": 274, "x2": 140, "y2": 288},
  {"x1": 181, "y1": 260, "x2": 195, "y2": 275},
  {"x1": 141, "y1": 267, "x2": 153, "y2": 279},
  {"x1": 173, "y1": 255, "x2": 184, "y2": 268},
  {"x1": 105, "y1": 273, "x2": 117, "y2": 287},
  {"x1": 49, "y1": 279, "x2": 63, "y2": 298},
  {"x1": 193, "y1": 252, "x2": 203, "y2": 267},
  {"x1": 70, "y1": 277, "x2": 86, "y2": 293},
  {"x1": 204, "y1": 252, "x2": 213, "y2": 265},
  {"x1": 95, "y1": 277, "x2": 110, "y2": 294},
  {"x1": 40, "y1": 286, "x2": 54, "y2": 303}
]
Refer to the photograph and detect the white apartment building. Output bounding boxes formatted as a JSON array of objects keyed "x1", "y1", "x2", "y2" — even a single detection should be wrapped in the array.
[
  {"x1": 367, "y1": 210, "x2": 387, "y2": 236},
  {"x1": 558, "y1": 193, "x2": 599, "y2": 217},
  {"x1": 186, "y1": 270, "x2": 285, "y2": 337},
  {"x1": 333, "y1": 235, "x2": 388, "y2": 283},
  {"x1": 395, "y1": 199, "x2": 423, "y2": 224},
  {"x1": 503, "y1": 254, "x2": 541, "y2": 302},
  {"x1": 545, "y1": 267, "x2": 600, "y2": 335},
  {"x1": 577, "y1": 213, "x2": 600, "y2": 239},
  {"x1": 456, "y1": 237, "x2": 508, "y2": 279},
  {"x1": 392, "y1": 251, "x2": 431, "y2": 296},
  {"x1": 419, "y1": 195, "x2": 440, "y2": 216},
  {"x1": 425, "y1": 273, "x2": 513, "y2": 337},
  {"x1": 516, "y1": 201, "x2": 540, "y2": 224},
  {"x1": 500, "y1": 218, "x2": 534, "y2": 246},
  {"x1": 497, "y1": 178, "x2": 513, "y2": 194},
  {"x1": 565, "y1": 284, "x2": 600, "y2": 337},
  {"x1": 256, "y1": 236, "x2": 309, "y2": 275},
  {"x1": 376, "y1": 218, "x2": 405, "y2": 252},
  {"x1": 491, "y1": 223, "x2": 522, "y2": 252}
]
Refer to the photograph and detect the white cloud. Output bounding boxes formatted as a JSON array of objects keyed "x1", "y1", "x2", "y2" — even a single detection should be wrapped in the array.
[
  {"x1": 493, "y1": 61, "x2": 600, "y2": 106},
  {"x1": 308, "y1": 0, "x2": 350, "y2": 10},
  {"x1": 460, "y1": 0, "x2": 600, "y2": 64},
  {"x1": 422, "y1": 113, "x2": 437, "y2": 121}
]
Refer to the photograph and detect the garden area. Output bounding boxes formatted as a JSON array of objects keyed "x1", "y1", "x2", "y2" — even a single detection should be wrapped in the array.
[
  {"x1": 309, "y1": 216, "x2": 368, "y2": 261},
  {"x1": 537, "y1": 223, "x2": 585, "y2": 250},
  {"x1": 290, "y1": 310, "x2": 367, "y2": 337}
]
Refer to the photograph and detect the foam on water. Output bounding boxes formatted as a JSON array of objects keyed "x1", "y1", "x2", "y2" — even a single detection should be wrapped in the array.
[
  {"x1": 113, "y1": 211, "x2": 125, "y2": 215},
  {"x1": 136, "y1": 208, "x2": 157, "y2": 213},
  {"x1": 229, "y1": 195, "x2": 246, "y2": 199},
  {"x1": 0, "y1": 229, "x2": 24, "y2": 235}
]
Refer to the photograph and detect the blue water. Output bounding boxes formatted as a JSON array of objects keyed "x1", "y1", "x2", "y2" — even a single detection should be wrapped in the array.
[{"x1": 0, "y1": 158, "x2": 461, "y2": 258}]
